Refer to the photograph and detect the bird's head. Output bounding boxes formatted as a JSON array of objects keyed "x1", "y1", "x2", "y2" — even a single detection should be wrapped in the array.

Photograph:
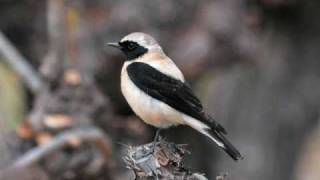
[{"x1": 107, "y1": 32, "x2": 162, "y2": 60}]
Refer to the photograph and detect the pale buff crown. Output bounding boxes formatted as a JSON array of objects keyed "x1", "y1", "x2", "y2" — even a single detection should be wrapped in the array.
[{"x1": 120, "y1": 32, "x2": 163, "y2": 52}]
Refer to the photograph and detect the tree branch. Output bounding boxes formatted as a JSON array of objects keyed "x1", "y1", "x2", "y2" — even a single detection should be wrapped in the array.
[
  {"x1": 0, "y1": 31, "x2": 44, "y2": 93},
  {"x1": 39, "y1": 0, "x2": 66, "y2": 81},
  {"x1": 11, "y1": 127, "x2": 112, "y2": 169},
  {"x1": 124, "y1": 138, "x2": 208, "y2": 180}
]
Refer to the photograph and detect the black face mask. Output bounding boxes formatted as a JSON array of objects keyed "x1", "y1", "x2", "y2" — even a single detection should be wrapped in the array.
[{"x1": 118, "y1": 41, "x2": 148, "y2": 61}]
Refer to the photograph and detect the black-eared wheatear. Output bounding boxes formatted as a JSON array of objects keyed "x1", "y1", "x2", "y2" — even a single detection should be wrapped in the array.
[{"x1": 108, "y1": 32, "x2": 243, "y2": 161}]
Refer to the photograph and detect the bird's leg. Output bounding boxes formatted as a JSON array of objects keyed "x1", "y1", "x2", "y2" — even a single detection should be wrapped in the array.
[
  {"x1": 150, "y1": 129, "x2": 161, "y2": 154},
  {"x1": 153, "y1": 129, "x2": 161, "y2": 145}
]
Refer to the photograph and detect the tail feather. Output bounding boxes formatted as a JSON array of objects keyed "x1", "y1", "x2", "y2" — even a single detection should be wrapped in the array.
[
  {"x1": 183, "y1": 115, "x2": 243, "y2": 161},
  {"x1": 209, "y1": 130, "x2": 243, "y2": 161}
]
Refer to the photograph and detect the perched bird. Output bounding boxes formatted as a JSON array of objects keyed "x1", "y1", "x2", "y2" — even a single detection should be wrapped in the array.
[{"x1": 108, "y1": 32, "x2": 243, "y2": 161}]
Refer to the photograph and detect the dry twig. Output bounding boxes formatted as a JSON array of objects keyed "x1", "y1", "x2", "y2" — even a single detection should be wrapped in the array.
[
  {"x1": 11, "y1": 127, "x2": 112, "y2": 169},
  {"x1": 124, "y1": 138, "x2": 208, "y2": 180},
  {"x1": 0, "y1": 31, "x2": 44, "y2": 93},
  {"x1": 40, "y1": 0, "x2": 67, "y2": 81}
]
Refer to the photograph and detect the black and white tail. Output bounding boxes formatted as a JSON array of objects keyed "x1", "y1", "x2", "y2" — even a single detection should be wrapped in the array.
[
  {"x1": 183, "y1": 115, "x2": 243, "y2": 161},
  {"x1": 207, "y1": 129, "x2": 243, "y2": 161}
]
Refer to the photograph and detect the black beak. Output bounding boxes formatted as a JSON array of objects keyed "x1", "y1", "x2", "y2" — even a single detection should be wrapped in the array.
[{"x1": 107, "y1": 42, "x2": 121, "y2": 49}]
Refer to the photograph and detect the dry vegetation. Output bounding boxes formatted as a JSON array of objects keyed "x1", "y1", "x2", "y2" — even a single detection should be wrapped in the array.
[{"x1": 0, "y1": 0, "x2": 320, "y2": 180}]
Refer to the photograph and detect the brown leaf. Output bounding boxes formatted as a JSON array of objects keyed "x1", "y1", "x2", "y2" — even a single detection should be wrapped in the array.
[
  {"x1": 36, "y1": 132, "x2": 53, "y2": 145},
  {"x1": 44, "y1": 114, "x2": 74, "y2": 129},
  {"x1": 67, "y1": 136, "x2": 82, "y2": 147},
  {"x1": 156, "y1": 153, "x2": 170, "y2": 166},
  {"x1": 63, "y1": 69, "x2": 82, "y2": 85},
  {"x1": 16, "y1": 121, "x2": 34, "y2": 139}
]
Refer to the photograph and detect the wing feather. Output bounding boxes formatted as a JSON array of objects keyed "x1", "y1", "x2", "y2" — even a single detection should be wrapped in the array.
[{"x1": 126, "y1": 62, "x2": 226, "y2": 134}]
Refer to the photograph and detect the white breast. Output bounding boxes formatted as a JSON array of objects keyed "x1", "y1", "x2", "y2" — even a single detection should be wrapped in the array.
[{"x1": 121, "y1": 61, "x2": 185, "y2": 128}]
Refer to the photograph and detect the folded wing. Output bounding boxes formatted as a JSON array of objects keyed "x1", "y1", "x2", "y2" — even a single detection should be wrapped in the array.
[
  {"x1": 126, "y1": 62, "x2": 225, "y2": 133},
  {"x1": 126, "y1": 62, "x2": 243, "y2": 161}
]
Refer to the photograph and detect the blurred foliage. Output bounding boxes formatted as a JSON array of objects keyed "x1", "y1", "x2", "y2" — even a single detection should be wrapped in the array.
[
  {"x1": 0, "y1": 61, "x2": 25, "y2": 131},
  {"x1": 0, "y1": 0, "x2": 320, "y2": 180}
]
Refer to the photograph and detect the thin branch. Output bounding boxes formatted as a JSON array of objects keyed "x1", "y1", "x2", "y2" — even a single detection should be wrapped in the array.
[
  {"x1": 39, "y1": 0, "x2": 66, "y2": 81},
  {"x1": 11, "y1": 127, "x2": 112, "y2": 169},
  {"x1": 0, "y1": 31, "x2": 44, "y2": 93}
]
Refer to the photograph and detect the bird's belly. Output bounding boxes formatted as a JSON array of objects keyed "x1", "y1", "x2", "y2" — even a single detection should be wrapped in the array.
[{"x1": 121, "y1": 75, "x2": 183, "y2": 128}]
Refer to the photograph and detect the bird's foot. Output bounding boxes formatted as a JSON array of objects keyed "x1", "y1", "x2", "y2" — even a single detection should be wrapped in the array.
[{"x1": 146, "y1": 129, "x2": 161, "y2": 156}]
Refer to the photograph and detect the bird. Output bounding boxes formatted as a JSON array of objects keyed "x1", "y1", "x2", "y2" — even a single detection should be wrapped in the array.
[{"x1": 107, "y1": 32, "x2": 243, "y2": 161}]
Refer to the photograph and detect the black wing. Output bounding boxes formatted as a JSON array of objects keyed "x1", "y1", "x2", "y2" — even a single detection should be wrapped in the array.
[{"x1": 126, "y1": 62, "x2": 226, "y2": 134}]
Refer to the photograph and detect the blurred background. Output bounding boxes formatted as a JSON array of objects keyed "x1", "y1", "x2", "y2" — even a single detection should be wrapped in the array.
[{"x1": 0, "y1": 0, "x2": 320, "y2": 179}]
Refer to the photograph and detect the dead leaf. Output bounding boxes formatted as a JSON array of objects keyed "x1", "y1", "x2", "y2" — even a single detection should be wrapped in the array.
[
  {"x1": 16, "y1": 121, "x2": 34, "y2": 139},
  {"x1": 63, "y1": 69, "x2": 82, "y2": 85},
  {"x1": 156, "y1": 148, "x2": 170, "y2": 166},
  {"x1": 44, "y1": 114, "x2": 74, "y2": 129},
  {"x1": 67, "y1": 136, "x2": 82, "y2": 147},
  {"x1": 36, "y1": 132, "x2": 53, "y2": 145}
]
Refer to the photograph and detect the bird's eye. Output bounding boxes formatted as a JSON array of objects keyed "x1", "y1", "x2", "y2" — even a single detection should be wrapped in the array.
[{"x1": 127, "y1": 42, "x2": 136, "y2": 50}]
